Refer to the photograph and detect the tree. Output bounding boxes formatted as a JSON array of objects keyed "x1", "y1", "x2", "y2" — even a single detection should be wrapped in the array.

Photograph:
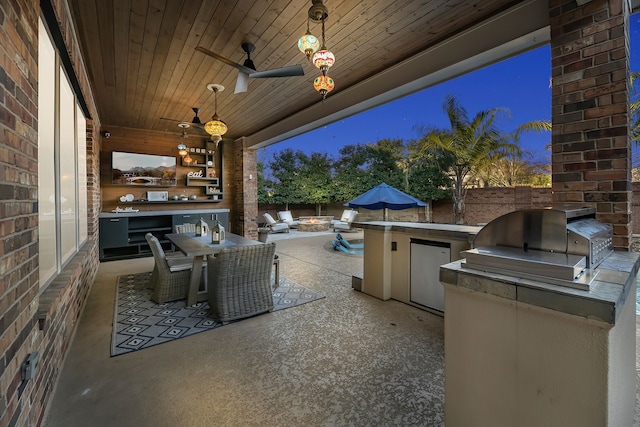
[
  {"x1": 332, "y1": 140, "x2": 405, "y2": 202},
  {"x1": 297, "y1": 152, "x2": 333, "y2": 214},
  {"x1": 405, "y1": 139, "x2": 452, "y2": 201},
  {"x1": 474, "y1": 152, "x2": 551, "y2": 187},
  {"x1": 416, "y1": 94, "x2": 535, "y2": 224},
  {"x1": 260, "y1": 137, "x2": 453, "y2": 214},
  {"x1": 473, "y1": 122, "x2": 551, "y2": 187},
  {"x1": 266, "y1": 148, "x2": 306, "y2": 208},
  {"x1": 364, "y1": 138, "x2": 406, "y2": 191},
  {"x1": 256, "y1": 160, "x2": 274, "y2": 204},
  {"x1": 332, "y1": 144, "x2": 372, "y2": 202}
]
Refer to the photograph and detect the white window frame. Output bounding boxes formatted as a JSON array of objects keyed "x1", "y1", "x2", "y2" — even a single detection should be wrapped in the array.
[{"x1": 38, "y1": 16, "x2": 88, "y2": 290}]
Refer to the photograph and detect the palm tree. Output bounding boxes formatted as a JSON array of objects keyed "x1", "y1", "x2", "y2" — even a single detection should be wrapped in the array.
[
  {"x1": 417, "y1": 94, "x2": 549, "y2": 224},
  {"x1": 475, "y1": 121, "x2": 551, "y2": 187}
]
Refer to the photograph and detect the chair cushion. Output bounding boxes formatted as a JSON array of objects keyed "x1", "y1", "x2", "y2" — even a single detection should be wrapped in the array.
[
  {"x1": 270, "y1": 222, "x2": 289, "y2": 233},
  {"x1": 334, "y1": 222, "x2": 352, "y2": 231},
  {"x1": 263, "y1": 213, "x2": 277, "y2": 225},
  {"x1": 341, "y1": 211, "x2": 352, "y2": 221},
  {"x1": 166, "y1": 256, "x2": 194, "y2": 272},
  {"x1": 278, "y1": 211, "x2": 294, "y2": 222}
]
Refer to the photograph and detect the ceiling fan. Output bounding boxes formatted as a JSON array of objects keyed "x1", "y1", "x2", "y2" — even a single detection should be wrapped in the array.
[
  {"x1": 160, "y1": 107, "x2": 208, "y2": 135},
  {"x1": 195, "y1": 42, "x2": 304, "y2": 93}
]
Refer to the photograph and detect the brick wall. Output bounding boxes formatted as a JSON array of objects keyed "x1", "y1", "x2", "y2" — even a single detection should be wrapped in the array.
[
  {"x1": 0, "y1": 1, "x2": 42, "y2": 425},
  {"x1": 549, "y1": 0, "x2": 632, "y2": 250},
  {"x1": 0, "y1": 1, "x2": 101, "y2": 426},
  {"x1": 432, "y1": 187, "x2": 554, "y2": 225}
]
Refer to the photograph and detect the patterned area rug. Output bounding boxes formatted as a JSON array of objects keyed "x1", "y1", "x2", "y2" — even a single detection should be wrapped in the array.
[{"x1": 112, "y1": 272, "x2": 324, "y2": 356}]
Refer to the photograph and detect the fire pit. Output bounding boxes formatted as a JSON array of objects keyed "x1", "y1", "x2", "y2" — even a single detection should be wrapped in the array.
[{"x1": 298, "y1": 219, "x2": 330, "y2": 232}]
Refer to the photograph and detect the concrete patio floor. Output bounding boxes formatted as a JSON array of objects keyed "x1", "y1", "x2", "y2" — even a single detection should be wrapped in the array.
[
  {"x1": 42, "y1": 230, "x2": 449, "y2": 426},
  {"x1": 42, "y1": 229, "x2": 640, "y2": 426}
]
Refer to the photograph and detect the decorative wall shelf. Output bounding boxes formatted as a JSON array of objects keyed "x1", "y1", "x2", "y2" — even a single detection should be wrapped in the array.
[{"x1": 183, "y1": 141, "x2": 223, "y2": 200}]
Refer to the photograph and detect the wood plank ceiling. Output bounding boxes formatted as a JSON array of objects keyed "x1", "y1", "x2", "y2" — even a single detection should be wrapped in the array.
[{"x1": 68, "y1": 0, "x2": 523, "y2": 144}]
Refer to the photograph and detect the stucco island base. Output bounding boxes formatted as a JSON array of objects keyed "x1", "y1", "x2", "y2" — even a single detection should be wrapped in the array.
[{"x1": 440, "y1": 252, "x2": 639, "y2": 427}]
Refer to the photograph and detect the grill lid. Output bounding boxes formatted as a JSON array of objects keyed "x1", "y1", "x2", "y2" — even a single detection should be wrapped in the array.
[{"x1": 462, "y1": 208, "x2": 613, "y2": 290}]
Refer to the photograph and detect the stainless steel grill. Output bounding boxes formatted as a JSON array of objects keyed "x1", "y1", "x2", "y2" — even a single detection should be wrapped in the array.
[{"x1": 462, "y1": 208, "x2": 613, "y2": 290}]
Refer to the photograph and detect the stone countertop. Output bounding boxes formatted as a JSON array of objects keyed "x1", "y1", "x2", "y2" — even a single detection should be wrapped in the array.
[
  {"x1": 440, "y1": 251, "x2": 640, "y2": 325},
  {"x1": 99, "y1": 208, "x2": 230, "y2": 218},
  {"x1": 356, "y1": 221, "x2": 482, "y2": 241}
]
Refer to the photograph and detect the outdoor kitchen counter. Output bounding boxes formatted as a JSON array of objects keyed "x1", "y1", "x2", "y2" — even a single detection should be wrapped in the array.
[
  {"x1": 356, "y1": 221, "x2": 482, "y2": 304},
  {"x1": 99, "y1": 208, "x2": 229, "y2": 218},
  {"x1": 356, "y1": 221, "x2": 481, "y2": 242},
  {"x1": 440, "y1": 250, "x2": 639, "y2": 324},
  {"x1": 440, "y1": 250, "x2": 639, "y2": 427}
]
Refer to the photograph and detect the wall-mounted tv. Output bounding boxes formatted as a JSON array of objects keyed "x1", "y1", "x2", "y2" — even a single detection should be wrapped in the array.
[{"x1": 111, "y1": 151, "x2": 177, "y2": 186}]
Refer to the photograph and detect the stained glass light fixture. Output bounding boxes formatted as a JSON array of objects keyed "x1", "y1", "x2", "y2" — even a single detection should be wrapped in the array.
[
  {"x1": 204, "y1": 84, "x2": 227, "y2": 143},
  {"x1": 313, "y1": 75, "x2": 335, "y2": 99},
  {"x1": 298, "y1": 18, "x2": 320, "y2": 60},
  {"x1": 302, "y1": 0, "x2": 335, "y2": 99},
  {"x1": 311, "y1": 17, "x2": 335, "y2": 75}
]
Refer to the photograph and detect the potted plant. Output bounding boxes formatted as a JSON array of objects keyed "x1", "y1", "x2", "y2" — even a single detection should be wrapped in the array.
[{"x1": 257, "y1": 226, "x2": 270, "y2": 243}]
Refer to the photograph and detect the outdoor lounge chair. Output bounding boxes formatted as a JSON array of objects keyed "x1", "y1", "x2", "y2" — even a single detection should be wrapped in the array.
[
  {"x1": 207, "y1": 243, "x2": 277, "y2": 323},
  {"x1": 332, "y1": 210, "x2": 358, "y2": 232},
  {"x1": 145, "y1": 233, "x2": 202, "y2": 304},
  {"x1": 263, "y1": 213, "x2": 289, "y2": 233},
  {"x1": 331, "y1": 209, "x2": 356, "y2": 225},
  {"x1": 277, "y1": 210, "x2": 299, "y2": 228}
]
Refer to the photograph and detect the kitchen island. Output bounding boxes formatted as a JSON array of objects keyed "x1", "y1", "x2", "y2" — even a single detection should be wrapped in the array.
[{"x1": 356, "y1": 221, "x2": 481, "y2": 314}]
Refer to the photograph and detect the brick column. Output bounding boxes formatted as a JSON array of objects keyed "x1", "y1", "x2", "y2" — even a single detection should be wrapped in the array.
[
  {"x1": 233, "y1": 137, "x2": 259, "y2": 239},
  {"x1": 550, "y1": 0, "x2": 632, "y2": 250}
]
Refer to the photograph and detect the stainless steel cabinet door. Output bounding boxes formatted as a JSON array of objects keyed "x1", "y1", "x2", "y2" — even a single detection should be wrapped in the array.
[{"x1": 410, "y1": 239, "x2": 450, "y2": 312}]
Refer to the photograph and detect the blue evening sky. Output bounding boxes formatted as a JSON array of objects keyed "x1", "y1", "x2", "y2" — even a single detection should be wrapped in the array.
[{"x1": 258, "y1": 14, "x2": 640, "y2": 165}]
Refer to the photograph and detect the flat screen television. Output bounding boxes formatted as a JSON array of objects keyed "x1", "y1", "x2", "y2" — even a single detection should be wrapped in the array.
[{"x1": 111, "y1": 151, "x2": 177, "y2": 186}]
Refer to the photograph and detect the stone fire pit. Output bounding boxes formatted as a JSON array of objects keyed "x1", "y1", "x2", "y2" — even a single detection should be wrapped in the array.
[{"x1": 297, "y1": 220, "x2": 330, "y2": 232}]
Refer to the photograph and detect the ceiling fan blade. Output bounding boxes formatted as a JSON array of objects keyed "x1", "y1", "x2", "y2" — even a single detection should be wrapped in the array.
[
  {"x1": 195, "y1": 46, "x2": 255, "y2": 75},
  {"x1": 249, "y1": 64, "x2": 305, "y2": 79},
  {"x1": 160, "y1": 116, "x2": 186, "y2": 123},
  {"x1": 235, "y1": 71, "x2": 249, "y2": 93},
  {"x1": 192, "y1": 127, "x2": 209, "y2": 135},
  {"x1": 160, "y1": 117, "x2": 207, "y2": 134}
]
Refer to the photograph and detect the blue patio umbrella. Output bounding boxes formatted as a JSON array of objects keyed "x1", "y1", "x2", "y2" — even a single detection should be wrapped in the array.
[{"x1": 345, "y1": 183, "x2": 427, "y2": 221}]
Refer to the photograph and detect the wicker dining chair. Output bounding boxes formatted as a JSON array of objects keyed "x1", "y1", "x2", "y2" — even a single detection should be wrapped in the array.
[
  {"x1": 145, "y1": 233, "x2": 194, "y2": 303},
  {"x1": 207, "y1": 242, "x2": 277, "y2": 323},
  {"x1": 174, "y1": 223, "x2": 196, "y2": 233}
]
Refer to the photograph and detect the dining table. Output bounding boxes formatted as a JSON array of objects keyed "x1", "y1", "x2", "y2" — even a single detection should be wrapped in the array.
[{"x1": 166, "y1": 232, "x2": 261, "y2": 306}]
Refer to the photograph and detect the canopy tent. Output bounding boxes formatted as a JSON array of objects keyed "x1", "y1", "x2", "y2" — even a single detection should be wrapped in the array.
[{"x1": 345, "y1": 183, "x2": 427, "y2": 221}]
